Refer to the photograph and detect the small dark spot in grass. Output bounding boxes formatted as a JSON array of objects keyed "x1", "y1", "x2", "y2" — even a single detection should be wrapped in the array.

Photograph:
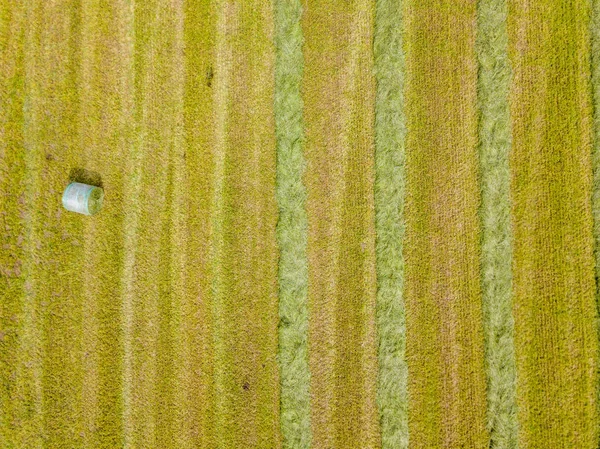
[
  {"x1": 242, "y1": 381, "x2": 249, "y2": 391},
  {"x1": 261, "y1": 363, "x2": 266, "y2": 369},
  {"x1": 12, "y1": 261, "x2": 21, "y2": 277},
  {"x1": 182, "y1": 152, "x2": 186, "y2": 160},
  {"x1": 206, "y1": 66, "x2": 214, "y2": 88},
  {"x1": 45, "y1": 153, "x2": 54, "y2": 161}
]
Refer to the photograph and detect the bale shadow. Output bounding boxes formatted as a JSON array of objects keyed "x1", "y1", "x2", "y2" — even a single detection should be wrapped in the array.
[{"x1": 69, "y1": 167, "x2": 103, "y2": 188}]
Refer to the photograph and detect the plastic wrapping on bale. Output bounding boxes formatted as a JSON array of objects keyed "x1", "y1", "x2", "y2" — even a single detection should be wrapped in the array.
[{"x1": 62, "y1": 182, "x2": 104, "y2": 216}]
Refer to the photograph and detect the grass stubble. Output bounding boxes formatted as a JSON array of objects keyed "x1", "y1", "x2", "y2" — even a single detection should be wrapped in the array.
[
  {"x1": 403, "y1": 0, "x2": 489, "y2": 446},
  {"x1": 508, "y1": 0, "x2": 600, "y2": 446},
  {"x1": 302, "y1": 1, "x2": 380, "y2": 448}
]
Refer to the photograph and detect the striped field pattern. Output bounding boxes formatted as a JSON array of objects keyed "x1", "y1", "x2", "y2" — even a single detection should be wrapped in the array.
[{"x1": 1, "y1": 0, "x2": 600, "y2": 448}]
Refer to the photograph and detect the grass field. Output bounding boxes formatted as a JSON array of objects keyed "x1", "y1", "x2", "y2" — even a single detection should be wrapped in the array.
[{"x1": 1, "y1": 0, "x2": 600, "y2": 448}]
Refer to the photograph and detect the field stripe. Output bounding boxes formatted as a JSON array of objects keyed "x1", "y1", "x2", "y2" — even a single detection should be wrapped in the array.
[
  {"x1": 119, "y1": 0, "x2": 137, "y2": 446},
  {"x1": 208, "y1": 1, "x2": 230, "y2": 443},
  {"x1": 182, "y1": 1, "x2": 216, "y2": 447},
  {"x1": 126, "y1": 1, "x2": 167, "y2": 446},
  {"x1": 0, "y1": 0, "x2": 26, "y2": 442},
  {"x1": 77, "y1": 1, "x2": 137, "y2": 446},
  {"x1": 302, "y1": 1, "x2": 380, "y2": 448},
  {"x1": 403, "y1": 1, "x2": 489, "y2": 447},
  {"x1": 18, "y1": 1, "x2": 90, "y2": 447},
  {"x1": 593, "y1": 2, "x2": 600, "y2": 446},
  {"x1": 209, "y1": 2, "x2": 281, "y2": 447},
  {"x1": 373, "y1": 0, "x2": 408, "y2": 448},
  {"x1": 475, "y1": 0, "x2": 518, "y2": 447},
  {"x1": 152, "y1": 3, "x2": 186, "y2": 448},
  {"x1": 507, "y1": 1, "x2": 600, "y2": 446},
  {"x1": 273, "y1": 0, "x2": 311, "y2": 448},
  {"x1": 165, "y1": 2, "x2": 189, "y2": 447},
  {"x1": 0, "y1": 2, "x2": 45, "y2": 447}
]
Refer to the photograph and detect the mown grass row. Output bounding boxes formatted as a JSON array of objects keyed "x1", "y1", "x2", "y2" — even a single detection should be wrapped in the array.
[
  {"x1": 475, "y1": 0, "x2": 518, "y2": 446},
  {"x1": 373, "y1": 0, "x2": 408, "y2": 447},
  {"x1": 274, "y1": 0, "x2": 311, "y2": 447}
]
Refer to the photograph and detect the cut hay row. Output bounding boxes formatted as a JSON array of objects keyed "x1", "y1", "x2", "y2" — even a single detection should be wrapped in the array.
[
  {"x1": 373, "y1": 0, "x2": 408, "y2": 447},
  {"x1": 78, "y1": 2, "x2": 137, "y2": 447},
  {"x1": 403, "y1": 0, "x2": 489, "y2": 446},
  {"x1": 508, "y1": 0, "x2": 599, "y2": 446},
  {"x1": 475, "y1": 0, "x2": 518, "y2": 446},
  {"x1": 302, "y1": 1, "x2": 380, "y2": 447},
  {"x1": 125, "y1": 1, "x2": 174, "y2": 446},
  {"x1": 273, "y1": 0, "x2": 311, "y2": 448}
]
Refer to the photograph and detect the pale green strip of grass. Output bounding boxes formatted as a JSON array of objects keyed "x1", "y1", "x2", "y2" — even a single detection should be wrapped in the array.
[
  {"x1": 373, "y1": 0, "x2": 408, "y2": 448},
  {"x1": 208, "y1": 1, "x2": 230, "y2": 443},
  {"x1": 274, "y1": 0, "x2": 312, "y2": 448},
  {"x1": 78, "y1": 2, "x2": 140, "y2": 445},
  {"x1": 152, "y1": 4, "x2": 186, "y2": 447},
  {"x1": 475, "y1": 0, "x2": 518, "y2": 447},
  {"x1": 16, "y1": 3, "x2": 46, "y2": 446},
  {"x1": 164, "y1": 6, "x2": 188, "y2": 448},
  {"x1": 208, "y1": 2, "x2": 236, "y2": 444}
]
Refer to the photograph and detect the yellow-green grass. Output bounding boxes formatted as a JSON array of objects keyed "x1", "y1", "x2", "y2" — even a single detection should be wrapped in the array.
[
  {"x1": 593, "y1": 1, "x2": 600, "y2": 444},
  {"x1": 0, "y1": 1, "x2": 89, "y2": 447},
  {"x1": 476, "y1": 0, "x2": 518, "y2": 446},
  {"x1": 302, "y1": 1, "x2": 380, "y2": 448},
  {"x1": 0, "y1": 2, "x2": 45, "y2": 447},
  {"x1": 209, "y1": 1, "x2": 281, "y2": 447},
  {"x1": 0, "y1": 1, "x2": 281, "y2": 448},
  {"x1": 180, "y1": 1, "x2": 215, "y2": 447},
  {"x1": 508, "y1": 0, "x2": 600, "y2": 446},
  {"x1": 373, "y1": 0, "x2": 408, "y2": 447},
  {"x1": 4, "y1": 1, "x2": 600, "y2": 448},
  {"x1": 403, "y1": 0, "x2": 489, "y2": 447},
  {"x1": 77, "y1": 1, "x2": 136, "y2": 446},
  {"x1": 124, "y1": 1, "x2": 188, "y2": 447}
]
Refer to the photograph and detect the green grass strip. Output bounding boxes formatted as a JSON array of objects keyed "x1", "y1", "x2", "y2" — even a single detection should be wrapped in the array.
[
  {"x1": 475, "y1": 0, "x2": 518, "y2": 447},
  {"x1": 274, "y1": 1, "x2": 311, "y2": 448},
  {"x1": 373, "y1": 0, "x2": 408, "y2": 448}
]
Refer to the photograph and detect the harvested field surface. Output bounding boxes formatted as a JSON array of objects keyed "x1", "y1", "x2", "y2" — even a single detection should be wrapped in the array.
[{"x1": 1, "y1": 1, "x2": 600, "y2": 448}]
